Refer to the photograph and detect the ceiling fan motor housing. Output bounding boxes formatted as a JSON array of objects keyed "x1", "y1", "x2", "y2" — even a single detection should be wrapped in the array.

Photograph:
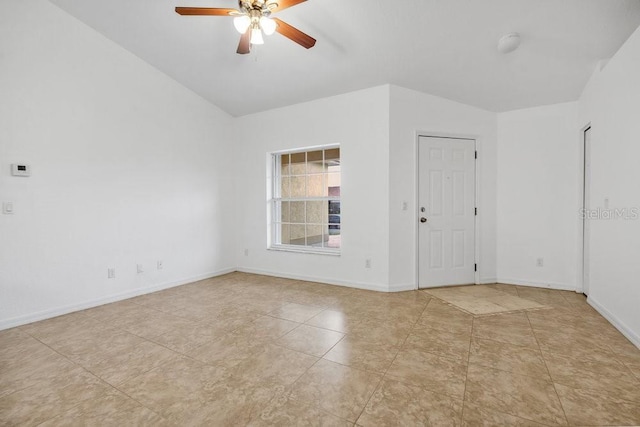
[{"x1": 240, "y1": 0, "x2": 277, "y2": 13}]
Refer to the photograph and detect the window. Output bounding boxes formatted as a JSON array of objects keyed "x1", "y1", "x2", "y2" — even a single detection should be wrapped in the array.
[{"x1": 270, "y1": 146, "x2": 341, "y2": 253}]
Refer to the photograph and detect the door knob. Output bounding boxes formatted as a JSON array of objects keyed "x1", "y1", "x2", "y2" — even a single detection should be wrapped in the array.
[{"x1": 420, "y1": 217, "x2": 427, "y2": 223}]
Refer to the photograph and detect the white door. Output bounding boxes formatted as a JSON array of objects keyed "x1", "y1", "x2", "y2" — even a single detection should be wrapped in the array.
[{"x1": 418, "y1": 136, "x2": 476, "y2": 288}]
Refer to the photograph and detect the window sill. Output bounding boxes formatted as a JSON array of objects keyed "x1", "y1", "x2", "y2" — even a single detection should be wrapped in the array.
[{"x1": 268, "y1": 245, "x2": 341, "y2": 256}]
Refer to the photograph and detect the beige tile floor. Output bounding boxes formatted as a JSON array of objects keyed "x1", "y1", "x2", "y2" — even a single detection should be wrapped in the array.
[
  {"x1": 424, "y1": 285, "x2": 548, "y2": 315},
  {"x1": 1, "y1": 273, "x2": 639, "y2": 426}
]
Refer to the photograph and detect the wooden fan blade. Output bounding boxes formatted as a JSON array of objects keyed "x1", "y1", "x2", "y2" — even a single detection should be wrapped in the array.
[
  {"x1": 175, "y1": 7, "x2": 236, "y2": 16},
  {"x1": 268, "y1": 0, "x2": 306, "y2": 12},
  {"x1": 273, "y1": 18, "x2": 316, "y2": 49},
  {"x1": 237, "y1": 30, "x2": 250, "y2": 54}
]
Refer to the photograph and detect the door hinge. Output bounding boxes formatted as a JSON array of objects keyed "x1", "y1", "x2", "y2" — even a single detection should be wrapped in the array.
[
  {"x1": 475, "y1": 207, "x2": 478, "y2": 216},
  {"x1": 475, "y1": 150, "x2": 478, "y2": 159},
  {"x1": 474, "y1": 263, "x2": 477, "y2": 272}
]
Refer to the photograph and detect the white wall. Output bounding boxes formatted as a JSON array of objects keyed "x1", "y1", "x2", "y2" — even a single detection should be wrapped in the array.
[
  {"x1": 496, "y1": 102, "x2": 580, "y2": 290},
  {"x1": 234, "y1": 86, "x2": 391, "y2": 291},
  {"x1": 0, "y1": 0, "x2": 236, "y2": 329},
  {"x1": 576, "y1": 25, "x2": 640, "y2": 346},
  {"x1": 234, "y1": 84, "x2": 499, "y2": 293},
  {"x1": 389, "y1": 86, "x2": 498, "y2": 289}
]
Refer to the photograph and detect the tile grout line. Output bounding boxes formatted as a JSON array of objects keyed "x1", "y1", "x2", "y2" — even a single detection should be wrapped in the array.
[
  {"x1": 601, "y1": 340, "x2": 640, "y2": 383},
  {"x1": 524, "y1": 310, "x2": 571, "y2": 426},
  {"x1": 22, "y1": 304, "x2": 268, "y2": 421},
  {"x1": 460, "y1": 308, "x2": 567, "y2": 427},
  {"x1": 247, "y1": 359, "x2": 322, "y2": 423},
  {"x1": 250, "y1": 307, "x2": 350, "y2": 422},
  {"x1": 462, "y1": 316, "x2": 564, "y2": 382},
  {"x1": 16, "y1": 328, "x2": 165, "y2": 425},
  {"x1": 252, "y1": 324, "x2": 353, "y2": 425},
  {"x1": 352, "y1": 299, "x2": 431, "y2": 425},
  {"x1": 149, "y1": 306, "x2": 315, "y2": 423},
  {"x1": 6, "y1": 332, "x2": 98, "y2": 424},
  {"x1": 318, "y1": 332, "x2": 347, "y2": 359},
  {"x1": 459, "y1": 315, "x2": 475, "y2": 425},
  {"x1": 531, "y1": 337, "x2": 640, "y2": 411}
]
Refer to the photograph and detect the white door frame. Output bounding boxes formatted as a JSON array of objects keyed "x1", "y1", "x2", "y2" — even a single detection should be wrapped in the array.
[
  {"x1": 414, "y1": 132, "x2": 480, "y2": 289},
  {"x1": 578, "y1": 124, "x2": 591, "y2": 295}
]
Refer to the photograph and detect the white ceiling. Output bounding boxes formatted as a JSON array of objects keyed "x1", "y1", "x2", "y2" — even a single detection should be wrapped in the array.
[{"x1": 49, "y1": 0, "x2": 640, "y2": 117}]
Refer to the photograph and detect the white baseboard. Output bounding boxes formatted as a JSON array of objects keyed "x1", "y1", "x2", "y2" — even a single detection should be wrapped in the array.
[
  {"x1": 389, "y1": 283, "x2": 418, "y2": 292},
  {"x1": 496, "y1": 277, "x2": 576, "y2": 291},
  {"x1": 391, "y1": 279, "x2": 497, "y2": 289},
  {"x1": 587, "y1": 296, "x2": 640, "y2": 349},
  {"x1": 239, "y1": 268, "x2": 420, "y2": 293},
  {"x1": 0, "y1": 267, "x2": 236, "y2": 331},
  {"x1": 237, "y1": 267, "x2": 390, "y2": 293}
]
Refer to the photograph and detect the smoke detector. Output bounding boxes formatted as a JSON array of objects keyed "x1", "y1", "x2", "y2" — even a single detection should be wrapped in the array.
[{"x1": 497, "y1": 32, "x2": 521, "y2": 54}]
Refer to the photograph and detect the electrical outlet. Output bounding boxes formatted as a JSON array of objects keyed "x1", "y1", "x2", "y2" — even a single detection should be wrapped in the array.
[
  {"x1": 365, "y1": 258, "x2": 371, "y2": 269},
  {"x1": 2, "y1": 202, "x2": 14, "y2": 215},
  {"x1": 137, "y1": 264, "x2": 144, "y2": 274},
  {"x1": 401, "y1": 201, "x2": 408, "y2": 211},
  {"x1": 157, "y1": 260, "x2": 163, "y2": 270},
  {"x1": 107, "y1": 268, "x2": 115, "y2": 279},
  {"x1": 536, "y1": 258, "x2": 544, "y2": 267},
  {"x1": 244, "y1": 249, "x2": 249, "y2": 256}
]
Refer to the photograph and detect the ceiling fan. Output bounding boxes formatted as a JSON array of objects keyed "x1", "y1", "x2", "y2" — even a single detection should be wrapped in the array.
[{"x1": 175, "y1": 0, "x2": 316, "y2": 54}]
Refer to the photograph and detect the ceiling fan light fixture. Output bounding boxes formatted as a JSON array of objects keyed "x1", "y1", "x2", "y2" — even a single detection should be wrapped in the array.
[
  {"x1": 250, "y1": 26, "x2": 264, "y2": 44},
  {"x1": 175, "y1": 0, "x2": 316, "y2": 53},
  {"x1": 233, "y1": 15, "x2": 251, "y2": 34},
  {"x1": 260, "y1": 16, "x2": 276, "y2": 35}
]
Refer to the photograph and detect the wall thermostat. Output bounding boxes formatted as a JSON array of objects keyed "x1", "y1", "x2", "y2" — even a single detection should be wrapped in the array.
[{"x1": 11, "y1": 164, "x2": 31, "y2": 177}]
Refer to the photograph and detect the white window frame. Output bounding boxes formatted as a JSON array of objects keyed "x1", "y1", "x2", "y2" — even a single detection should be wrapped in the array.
[{"x1": 268, "y1": 144, "x2": 341, "y2": 255}]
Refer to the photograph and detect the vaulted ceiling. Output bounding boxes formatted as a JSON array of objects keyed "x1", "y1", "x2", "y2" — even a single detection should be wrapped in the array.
[{"x1": 49, "y1": 0, "x2": 640, "y2": 116}]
